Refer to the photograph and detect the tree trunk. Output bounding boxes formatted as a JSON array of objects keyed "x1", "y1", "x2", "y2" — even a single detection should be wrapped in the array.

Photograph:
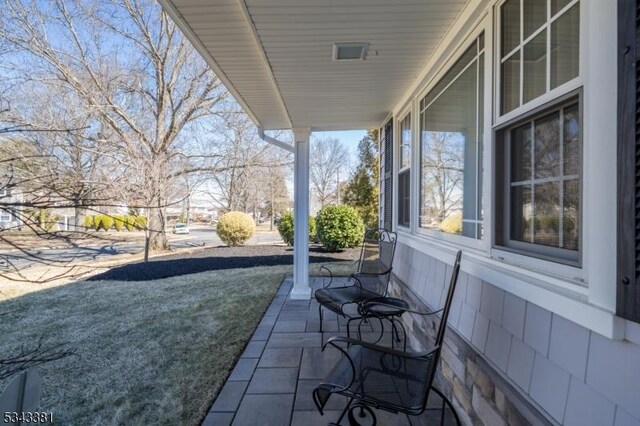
[
  {"x1": 74, "y1": 206, "x2": 86, "y2": 232},
  {"x1": 148, "y1": 204, "x2": 169, "y2": 251},
  {"x1": 147, "y1": 158, "x2": 170, "y2": 251}
]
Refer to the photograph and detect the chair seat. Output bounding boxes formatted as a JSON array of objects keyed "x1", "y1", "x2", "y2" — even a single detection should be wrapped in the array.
[
  {"x1": 315, "y1": 286, "x2": 380, "y2": 315},
  {"x1": 315, "y1": 345, "x2": 435, "y2": 415}
]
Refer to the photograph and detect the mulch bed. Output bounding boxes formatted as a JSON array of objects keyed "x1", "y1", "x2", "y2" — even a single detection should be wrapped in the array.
[{"x1": 88, "y1": 244, "x2": 359, "y2": 281}]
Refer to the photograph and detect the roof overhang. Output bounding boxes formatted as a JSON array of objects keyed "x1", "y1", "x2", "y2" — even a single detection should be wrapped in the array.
[{"x1": 159, "y1": 0, "x2": 471, "y2": 131}]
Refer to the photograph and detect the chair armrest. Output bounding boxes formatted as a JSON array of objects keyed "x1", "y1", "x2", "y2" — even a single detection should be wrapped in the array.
[
  {"x1": 359, "y1": 298, "x2": 443, "y2": 317},
  {"x1": 353, "y1": 266, "x2": 393, "y2": 278},
  {"x1": 320, "y1": 265, "x2": 334, "y2": 288},
  {"x1": 323, "y1": 335, "x2": 437, "y2": 359}
]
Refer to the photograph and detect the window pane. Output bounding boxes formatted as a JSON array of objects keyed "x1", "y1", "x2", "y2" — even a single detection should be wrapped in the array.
[
  {"x1": 501, "y1": 0, "x2": 520, "y2": 57},
  {"x1": 501, "y1": 52, "x2": 520, "y2": 114},
  {"x1": 523, "y1": 30, "x2": 547, "y2": 103},
  {"x1": 511, "y1": 185, "x2": 532, "y2": 243},
  {"x1": 511, "y1": 123, "x2": 532, "y2": 182},
  {"x1": 400, "y1": 115, "x2": 411, "y2": 169},
  {"x1": 477, "y1": 53, "x2": 484, "y2": 221},
  {"x1": 398, "y1": 170, "x2": 411, "y2": 227},
  {"x1": 563, "y1": 103, "x2": 580, "y2": 175},
  {"x1": 421, "y1": 60, "x2": 478, "y2": 234},
  {"x1": 563, "y1": 179, "x2": 579, "y2": 250},
  {"x1": 551, "y1": 3, "x2": 579, "y2": 88},
  {"x1": 534, "y1": 112, "x2": 560, "y2": 178},
  {"x1": 551, "y1": 0, "x2": 572, "y2": 15},
  {"x1": 524, "y1": 0, "x2": 547, "y2": 39},
  {"x1": 421, "y1": 43, "x2": 478, "y2": 110},
  {"x1": 534, "y1": 182, "x2": 560, "y2": 247}
]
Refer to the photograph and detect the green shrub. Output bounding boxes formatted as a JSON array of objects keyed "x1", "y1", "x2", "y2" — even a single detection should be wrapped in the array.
[
  {"x1": 134, "y1": 215, "x2": 148, "y2": 230},
  {"x1": 96, "y1": 215, "x2": 114, "y2": 231},
  {"x1": 217, "y1": 211, "x2": 255, "y2": 246},
  {"x1": 113, "y1": 215, "x2": 125, "y2": 232},
  {"x1": 277, "y1": 212, "x2": 316, "y2": 246},
  {"x1": 316, "y1": 204, "x2": 365, "y2": 252},
  {"x1": 439, "y1": 212, "x2": 462, "y2": 235},
  {"x1": 84, "y1": 215, "x2": 94, "y2": 230},
  {"x1": 124, "y1": 215, "x2": 136, "y2": 232}
]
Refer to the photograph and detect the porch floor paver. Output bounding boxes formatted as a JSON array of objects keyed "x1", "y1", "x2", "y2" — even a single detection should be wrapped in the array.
[{"x1": 202, "y1": 276, "x2": 457, "y2": 426}]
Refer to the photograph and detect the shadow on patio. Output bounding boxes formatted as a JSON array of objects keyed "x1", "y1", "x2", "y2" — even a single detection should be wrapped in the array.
[{"x1": 202, "y1": 276, "x2": 458, "y2": 426}]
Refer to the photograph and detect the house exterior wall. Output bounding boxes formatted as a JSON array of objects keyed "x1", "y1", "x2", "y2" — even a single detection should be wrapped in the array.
[
  {"x1": 391, "y1": 243, "x2": 640, "y2": 426},
  {"x1": 378, "y1": 0, "x2": 639, "y2": 424}
]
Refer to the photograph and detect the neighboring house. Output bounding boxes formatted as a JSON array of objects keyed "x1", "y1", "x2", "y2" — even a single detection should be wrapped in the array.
[
  {"x1": 160, "y1": 1, "x2": 638, "y2": 425},
  {"x1": 0, "y1": 188, "x2": 23, "y2": 230}
]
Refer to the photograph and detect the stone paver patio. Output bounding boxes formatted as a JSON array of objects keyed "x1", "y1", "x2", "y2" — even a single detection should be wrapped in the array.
[{"x1": 202, "y1": 276, "x2": 457, "y2": 426}]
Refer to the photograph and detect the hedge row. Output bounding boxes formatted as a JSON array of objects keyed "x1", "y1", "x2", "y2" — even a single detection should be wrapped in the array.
[{"x1": 84, "y1": 215, "x2": 147, "y2": 231}]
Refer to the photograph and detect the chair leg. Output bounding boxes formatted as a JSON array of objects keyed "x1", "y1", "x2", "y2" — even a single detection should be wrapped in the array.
[
  {"x1": 347, "y1": 402, "x2": 377, "y2": 426},
  {"x1": 319, "y1": 304, "x2": 324, "y2": 332},
  {"x1": 332, "y1": 397, "x2": 354, "y2": 426},
  {"x1": 431, "y1": 387, "x2": 461, "y2": 426}
]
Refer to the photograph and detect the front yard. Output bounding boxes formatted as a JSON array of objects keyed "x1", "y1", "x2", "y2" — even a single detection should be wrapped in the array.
[{"x1": 0, "y1": 245, "x2": 357, "y2": 425}]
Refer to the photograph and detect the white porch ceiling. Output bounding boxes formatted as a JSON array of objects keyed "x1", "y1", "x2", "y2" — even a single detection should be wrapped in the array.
[{"x1": 160, "y1": 0, "x2": 470, "y2": 131}]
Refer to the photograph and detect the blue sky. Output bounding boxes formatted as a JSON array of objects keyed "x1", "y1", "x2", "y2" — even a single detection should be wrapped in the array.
[{"x1": 312, "y1": 129, "x2": 367, "y2": 162}]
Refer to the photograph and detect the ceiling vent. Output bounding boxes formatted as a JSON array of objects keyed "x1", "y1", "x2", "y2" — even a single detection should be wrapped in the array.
[{"x1": 333, "y1": 42, "x2": 369, "y2": 61}]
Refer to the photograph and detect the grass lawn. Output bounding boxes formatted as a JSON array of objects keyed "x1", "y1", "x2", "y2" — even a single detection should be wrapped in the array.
[{"x1": 0, "y1": 264, "x2": 294, "y2": 425}]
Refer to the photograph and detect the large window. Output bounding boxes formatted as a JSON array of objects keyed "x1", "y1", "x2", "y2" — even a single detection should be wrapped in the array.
[
  {"x1": 419, "y1": 35, "x2": 484, "y2": 239},
  {"x1": 398, "y1": 114, "x2": 411, "y2": 228},
  {"x1": 496, "y1": 95, "x2": 581, "y2": 264},
  {"x1": 500, "y1": 0, "x2": 580, "y2": 115}
]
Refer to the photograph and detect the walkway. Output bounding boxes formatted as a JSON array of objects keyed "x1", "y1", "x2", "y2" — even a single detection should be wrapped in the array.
[{"x1": 202, "y1": 276, "x2": 457, "y2": 426}]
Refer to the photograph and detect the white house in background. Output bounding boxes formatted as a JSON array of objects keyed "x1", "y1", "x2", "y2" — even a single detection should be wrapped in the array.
[
  {"x1": 159, "y1": 0, "x2": 639, "y2": 425},
  {"x1": 0, "y1": 188, "x2": 23, "y2": 230}
]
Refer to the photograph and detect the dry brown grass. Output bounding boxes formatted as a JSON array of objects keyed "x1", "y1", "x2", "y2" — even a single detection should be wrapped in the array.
[{"x1": 0, "y1": 265, "x2": 291, "y2": 425}]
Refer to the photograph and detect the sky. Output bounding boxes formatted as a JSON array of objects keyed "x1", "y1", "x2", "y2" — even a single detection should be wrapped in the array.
[{"x1": 312, "y1": 129, "x2": 367, "y2": 164}]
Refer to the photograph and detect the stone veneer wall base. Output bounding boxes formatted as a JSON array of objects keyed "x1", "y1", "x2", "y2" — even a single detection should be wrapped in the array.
[{"x1": 389, "y1": 276, "x2": 554, "y2": 426}]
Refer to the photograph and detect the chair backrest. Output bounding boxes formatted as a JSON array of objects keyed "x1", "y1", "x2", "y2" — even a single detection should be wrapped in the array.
[
  {"x1": 356, "y1": 228, "x2": 397, "y2": 294},
  {"x1": 357, "y1": 228, "x2": 397, "y2": 274},
  {"x1": 424, "y1": 250, "x2": 462, "y2": 396}
]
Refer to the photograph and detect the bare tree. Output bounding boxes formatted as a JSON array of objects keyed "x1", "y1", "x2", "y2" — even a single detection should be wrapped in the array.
[
  {"x1": 309, "y1": 136, "x2": 349, "y2": 208},
  {"x1": 420, "y1": 131, "x2": 464, "y2": 225},
  {"x1": 205, "y1": 114, "x2": 292, "y2": 214},
  {"x1": 0, "y1": 0, "x2": 228, "y2": 251}
]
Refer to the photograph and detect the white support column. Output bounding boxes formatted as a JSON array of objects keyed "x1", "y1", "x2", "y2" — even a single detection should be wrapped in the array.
[{"x1": 291, "y1": 127, "x2": 311, "y2": 299}]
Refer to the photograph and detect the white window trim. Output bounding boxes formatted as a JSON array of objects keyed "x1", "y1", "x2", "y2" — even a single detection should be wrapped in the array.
[
  {"x1": 394, "y1": 107, "x2": 413, "y2": 231},
  {"x1": 494, "y1": 0, "x2": 583, "y2": 125},
  {"x1": 414, "y1": 25, "x2": 487, "y2": 246},
  {"x1": 492, "y1": 0, "x2": 588, "y2": 282},
  {"x1": 382, "y1": 0, "x2": 621, "y2": 339}
]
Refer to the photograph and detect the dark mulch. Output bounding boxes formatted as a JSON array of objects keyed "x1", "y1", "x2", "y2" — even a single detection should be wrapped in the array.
[{"x1": 88, "y1": 244, "x2": 359, "y2": 281}]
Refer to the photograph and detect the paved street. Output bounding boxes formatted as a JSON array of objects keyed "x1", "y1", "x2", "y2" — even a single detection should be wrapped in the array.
[{"x1": 0, "y1": 226, "x2": 284, "y2": 271}]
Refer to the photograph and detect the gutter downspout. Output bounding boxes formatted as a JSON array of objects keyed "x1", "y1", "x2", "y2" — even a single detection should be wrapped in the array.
[{"x1": 258, "y1": 127, "x2": 295, "y2": 153}]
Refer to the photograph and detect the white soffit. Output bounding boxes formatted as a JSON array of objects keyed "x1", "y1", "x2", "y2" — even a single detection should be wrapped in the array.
[{"x1": 161, "y1": 0, "x2": 469, "y2": 131}]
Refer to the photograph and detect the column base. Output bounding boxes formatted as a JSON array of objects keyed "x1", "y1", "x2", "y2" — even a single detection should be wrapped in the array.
[{"x1": 289, "y1": 286, "x2": 311, "y2": 300}]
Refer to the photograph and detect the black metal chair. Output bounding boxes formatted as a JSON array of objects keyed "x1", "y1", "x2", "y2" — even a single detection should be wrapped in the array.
[
  {"x1": 314, "y1": 228, "x2": 397, "y2": 333},
  {"x1": 313, "y1": 250, "x2": 463, "y2": 426}
]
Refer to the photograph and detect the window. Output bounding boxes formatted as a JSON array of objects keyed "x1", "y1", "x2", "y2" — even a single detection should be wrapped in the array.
[
  {"x1": 419, "y1": 35, "x2": 484, "y2": 239},
  {"x1": 398, "y1": 114, "x2": 411, "y2": 228},
  {"x1": 0, "y1": 210, "x2": 11, "y2": 222},
  {"x1": 500, "y1": 0, "x2": 580, "y2": 115},
  {"x1": 496, "y1": 95, "x2": 581, "y2": 264}
]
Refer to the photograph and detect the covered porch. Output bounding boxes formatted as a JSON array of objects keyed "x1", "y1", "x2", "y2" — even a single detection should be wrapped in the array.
[
  {"x1": 157, "y1": 0, "x2": 472, "y2": 300},
  {"x1": 202, "y1": 276, "x2": 460, "y2": 426},
  {"x1": 158, "y1": 1, "x2": 640, "y2": 426}
]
